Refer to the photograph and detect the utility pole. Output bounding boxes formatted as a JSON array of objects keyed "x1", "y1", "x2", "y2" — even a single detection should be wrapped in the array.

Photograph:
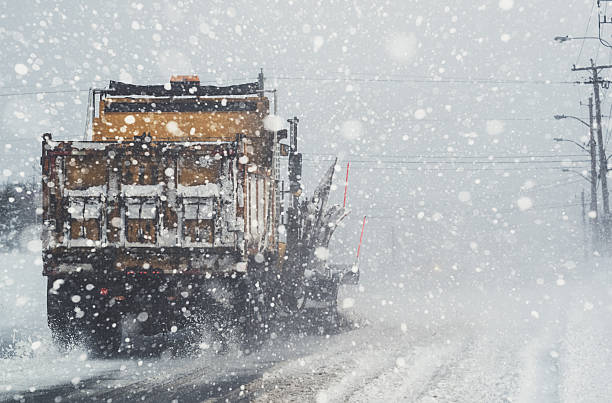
[
  {"x1": 391, "y1": 224, "x2": 396, "y2": 267},
  {"x1": 583, "y1": 189, "x2": 588, "y2": 258},
  {"x1": 286, "y1": 117, "x2": 302, "y2": 268},
  {"x1": 588, "y1": 96, "x2": 599, "y2": 252},
  {"x1": 573, "y1": 59, "x2": 612, "y2": 246}
]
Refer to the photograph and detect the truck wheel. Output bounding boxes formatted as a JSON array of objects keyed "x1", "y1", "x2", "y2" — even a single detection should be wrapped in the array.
[
  {"x1": 47, "y1": 278, "x2": 79, "y2": 350},
  {"x1": 236, "y1": 275, "x2": 268, "y2": 352},
  {"x1": 282, "y1": 282, "x2": 306, "y2": 314},
  {"x1": 87, "y1": 308, "x2": 122, "y2": 357}
]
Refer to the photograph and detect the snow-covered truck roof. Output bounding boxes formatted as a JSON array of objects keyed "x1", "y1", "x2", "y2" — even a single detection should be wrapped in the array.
[{"x1": 88, "y1": 75, "x2": 269, "y2": 143}]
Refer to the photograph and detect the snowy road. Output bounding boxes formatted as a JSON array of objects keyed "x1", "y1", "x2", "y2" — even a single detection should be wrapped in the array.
[
  {"x1": 2, "y1": 248, "x2": 612, "y2": 402},
  {"x1": 242, "y1": 324, "x2": 551, "y2": 402},
  {"x1": 236, "y1": 273, "x2": 612, "y2": 403}
]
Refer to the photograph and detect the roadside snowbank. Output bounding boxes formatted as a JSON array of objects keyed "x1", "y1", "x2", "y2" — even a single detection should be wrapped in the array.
[
  {"x1": 272, "y1": 259, "x2": 612, "y2": 402},
  {"x1": 0, "y1": 245, "x2": 131, "y2": 396},
  {"x1": 0, "y1": 246, "x2": 48, "y2": 357}
]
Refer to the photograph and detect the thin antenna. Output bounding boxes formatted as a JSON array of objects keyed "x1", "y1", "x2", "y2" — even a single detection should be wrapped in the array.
[
  {"x1": 258, "y1": 69, "x2": 265, "y2": 95},
  {"x1": 83, "y1": 87, "x2": 93, "y2": 140},
  {"x1": 356, "y1": 215, "x2": 366, "y2": 260},
  {"x1": 597, "y1": 0, "x2": 612, "y2": 48},
  {"x1": 343, "y1": 162, "x2": 350, "y2": 208}
]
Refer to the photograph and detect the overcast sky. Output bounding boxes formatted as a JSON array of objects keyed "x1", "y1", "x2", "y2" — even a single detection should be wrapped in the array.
[{"x1": 0, "y1": 0, "x2": 606, "y2": 285}]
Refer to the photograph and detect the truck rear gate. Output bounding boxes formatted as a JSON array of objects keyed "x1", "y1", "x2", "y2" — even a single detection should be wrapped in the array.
[{"x1": 41, "y1": 74, "x2": 355, "y2": 356}]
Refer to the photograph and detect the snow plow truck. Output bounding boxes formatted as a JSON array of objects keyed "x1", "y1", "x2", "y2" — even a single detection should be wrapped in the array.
[{"x1": 40, "y1": 72, "x2": 358, "y2": 356}]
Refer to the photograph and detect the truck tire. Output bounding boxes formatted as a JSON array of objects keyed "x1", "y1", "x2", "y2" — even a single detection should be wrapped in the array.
[
  {"x1": 235, "y1": 274, "x2": 269, "y2": 352},
  {"x1": 280, "y1": 279, "x2": 306, "y2": 314},
  {"x1": 47, "y1": 278, "x2": 79, "y2": 350},
  {"x1": 47, "y1": 277, "x2": 121, "y2": 357},
  {"x1": 87, "y1": 307, "x2": 122, "y2": 358}
]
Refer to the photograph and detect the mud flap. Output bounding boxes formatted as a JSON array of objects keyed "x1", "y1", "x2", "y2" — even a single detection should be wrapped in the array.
[
  {"x1": 235, "y1": 255, "x2": 280, "y2": 352},
  {"x1": 87, "y1": 307, "x2": 122, "y2": 358},
  {"x1": 47, "y1": 279, "x2": 80, "y2": 350}
]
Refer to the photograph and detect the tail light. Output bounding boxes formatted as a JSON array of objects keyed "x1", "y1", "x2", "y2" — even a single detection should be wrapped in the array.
[{"x1": 126, "y1": 269, "x2": 161, "y2": 275}]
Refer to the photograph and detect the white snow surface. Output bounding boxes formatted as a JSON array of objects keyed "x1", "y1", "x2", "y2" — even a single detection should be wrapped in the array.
[
  {"x1": 177, "y1": 183, "x2": 220, "y2": 197},
  {"x1": 69, "y1": 142, "x2": 110, "y2": 151},
  {"x1": 0, "y1": 247, "x2": 129, "y2": 394},
  {"x1": 64, "y1": 185, "x2": 106, "y2": 197},
  {"x1": 247, "y1": 265, "x2": 612, "y2": 402},
  {"x1": 121, "y1": 184, "x2": 164, "y2": 197},
  {"x1": 2, "y1": 241, "x2": 612, "y2": 401}
]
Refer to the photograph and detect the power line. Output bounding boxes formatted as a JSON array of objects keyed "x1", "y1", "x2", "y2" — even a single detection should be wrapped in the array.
[
  {"x1": 303, "y1": 164, "x2": 588, "y2": 172},
  {"x1": 596, "y1": 2, "x2": 607, "y2": 63},
  {"x1": 364, "y1": 203, "x2": 583, "y2": 219},
  {"x1": 527, "y1": 178, "x2": 586, "y2": 191},
  {"x1": 493, "y1": 202, "x2": 583, "y2": 214},
  {"x1": 0, "y1": 76, "x2": 255, "y2": 98},
  {"x1": 0, "y1": 72, "x2": 586, "y2": 98},
  {"x1": 0, "y1": 88, "x2": 88, "y2": 97},
  {"x1": 304, "y1": 152, "x2": 587, "y2": 159},
  {"x1": 302, "y1": 157, "x2": 591, "y2": 164},
  {"x1": 361, "y1": 117, "x2": 566, "y2": 122},
  {"x1": 270, "y1": 75, "x2": 578, "y2": 85},
  {"x1": 577, "y1": 1, "x2": 597, "y2": 65},
  {"x1": 605, "y1": 100, "x2": 612, "y2": 147}
]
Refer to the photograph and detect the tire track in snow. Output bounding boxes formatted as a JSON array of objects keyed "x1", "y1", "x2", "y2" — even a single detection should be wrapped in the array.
[
  {"x1": 515, "y1": 338, "x2": 562, "y2": 403},
  {"x1": 558, "y1": 276, "x2": 612, "y2": 402},
  {"x1": 315, "y1": 348, "x2": 411, "y2": 402},
  {"x1": 348, "y1": 337, "x2": 466, "y2": 402},
  {"x1": 348, "y1": 331, "x2": 517, "y2": 403},
  {"x1": 410, "y1": 323, "x2": 567, "y2": 403},
  {"x1": 416, "y1": 332, "x2": 522, "y2": 403},
  {"x1": 247, "y1": 327, "x2": 398, "y2": 402},
  {"x1": 344, "y1": 325, "x2": 554, "y2": 403},
  {"x1": 244, "y1": 324, "x2": 467, "y2": 403},
  {"x1": 242, "y1": 325, "x2": 421, "y2": 402}
]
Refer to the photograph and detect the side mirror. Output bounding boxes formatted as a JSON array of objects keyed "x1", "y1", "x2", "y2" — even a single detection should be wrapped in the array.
[{"x1": 277, "y1": 129, "x2": 288, "y2": 140}]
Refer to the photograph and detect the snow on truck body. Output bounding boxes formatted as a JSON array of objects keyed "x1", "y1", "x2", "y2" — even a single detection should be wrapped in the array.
[
  {"x1": 41, "y1": 76, "x2": 279, "y2": 279},
  {"x1": 40, "y1": 74, "x2": 352, "y2": 356}
]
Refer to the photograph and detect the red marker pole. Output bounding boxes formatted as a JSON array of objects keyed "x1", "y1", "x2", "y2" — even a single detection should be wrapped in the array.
[
  {"x1": 343, "y1": 162, "x2": 350, "y2": 208},
  {"x1": 356, "y1": 215, "x2": 366, "y2": 260}
]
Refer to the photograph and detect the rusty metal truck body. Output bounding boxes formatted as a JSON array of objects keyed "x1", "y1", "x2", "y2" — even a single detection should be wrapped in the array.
[{"x1": 41, "y1": 74, "x2": 354, "y2": 355}]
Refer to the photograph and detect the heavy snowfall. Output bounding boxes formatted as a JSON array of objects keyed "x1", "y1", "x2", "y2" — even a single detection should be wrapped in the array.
[{"x1": 2, "y1": 1, "x2": 612, "y2": 402}]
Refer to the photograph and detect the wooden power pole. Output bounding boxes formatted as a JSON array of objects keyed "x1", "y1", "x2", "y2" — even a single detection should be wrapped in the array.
[
  {"x1": 573, "y1": 60, "x2": 612, "y2": 246},
  {"x1": 588, "y1": 96, "x2": 599, "y2": 252},
  {"x1": 583, "y1": 189, "x2": 588, "y2": 258}
]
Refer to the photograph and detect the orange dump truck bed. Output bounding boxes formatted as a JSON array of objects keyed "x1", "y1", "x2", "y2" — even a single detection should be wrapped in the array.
[{"x1": 42, "y1": 76, "x2": 279, "y2": 277}]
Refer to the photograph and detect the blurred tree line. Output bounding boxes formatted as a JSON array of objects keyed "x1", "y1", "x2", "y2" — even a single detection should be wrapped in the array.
[{"x1": 0, "y1": 182, "x2": 40, "y2": 250}]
